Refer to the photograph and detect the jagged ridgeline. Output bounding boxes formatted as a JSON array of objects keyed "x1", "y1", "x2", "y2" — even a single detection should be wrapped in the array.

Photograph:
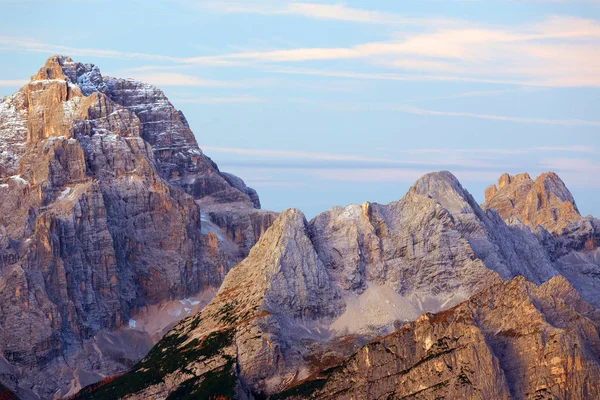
[
  {"x1": 0, "y1": 56, "x2": 277, "y2": 398},
  {"x1": 76, "y1": 170, "x2": 600, "y2": 399}
]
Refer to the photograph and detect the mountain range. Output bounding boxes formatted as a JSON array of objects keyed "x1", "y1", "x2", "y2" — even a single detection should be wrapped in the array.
[{"x1": 0, "y1": 56, "x2": 598, "y2": 400}]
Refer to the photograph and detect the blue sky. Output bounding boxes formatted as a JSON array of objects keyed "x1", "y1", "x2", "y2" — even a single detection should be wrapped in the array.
[{"x1": 1, "y1": 0, "x2": 599, "y2": 218}]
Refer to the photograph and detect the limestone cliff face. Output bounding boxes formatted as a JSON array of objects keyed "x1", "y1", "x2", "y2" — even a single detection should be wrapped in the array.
[
  {"x1": 483, "y1": 172, "x2": 600, "y2": 309},
  {"x1": 310, "y1": 171, "x2": 557, "y2": 304},
  {"x1": 73, "y1": 209, "x2": 346, "y2": 399},
  {"x1": 483, "y1": 172, "x2": 582, "y2": 235},
  {"x1": 308, "y1": 276, "x2": 600, "y2": 400},
  {"x1": 0, "y1": 56, "x2": 275, "y2": 398},
  {"x1": 80, "y1": 172, "x2": 599, "y2": 400}
]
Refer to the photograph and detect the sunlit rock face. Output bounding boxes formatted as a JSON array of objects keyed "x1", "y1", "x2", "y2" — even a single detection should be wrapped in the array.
[
  {"x1": 310, "y1": 276, "x2": 600, "y2": 400},
  {"x1": 483, "y1": 172, "x2": 600, "y2": 309},
  {"x1": 81, "y1": 170, "x2": 600, "y2": 399},
  {"x1": 0, "y1": 55, "x2": 275, "y2": 398},
  {"x1": 483, "y1": 172, "x2": 582, "y2": 235}
]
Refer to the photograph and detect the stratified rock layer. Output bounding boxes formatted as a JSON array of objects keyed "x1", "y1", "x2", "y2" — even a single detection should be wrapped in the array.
[{"x1": 0, "y1": 56, "x2": 275, "y2": 398}]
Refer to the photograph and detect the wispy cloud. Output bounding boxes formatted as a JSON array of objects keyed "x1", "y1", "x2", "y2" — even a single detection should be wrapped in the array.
[
  {"x1": 408, "y1": 87, "x2": 544, "y2": 102},
  {"x1": 0, "y1": 36, "x2": 242, "y2": 66},
  {"x1": 201, "y1": 145, "x2": 494, "y2": 169},
  {"x1": 125, "y1": 72, "x2": 243, "y2": 87},
  {"x1": 194, "y1": 1, "x2": 462, "y2": 27},
  {"x1": 0, "y1": 36, "x2": 183, "y2": 62},
  {"x1": 392, "y1": 105, "x2": 600, "y2": 127},
  {"x1": 541, "y1": 158, "x2": 600, "y2": 173},
  {"x1": 540, "y1": 159, "x2": 600, "y2": 189},
  {"x1": 321, "y1": 102, "x2": 600, "y2": 127},
  {"x1": 171, "y1": 96, "x2": 265, "y2": 104},
  {"x1": 201, "y1": 145, "x2": 407, "y2": 164},
  {"x1": 4, "y1": 13, "x2": 600, "y2": 87},
  {"x1": 392, "y1": 146, "x2": 597, "y2": 155},
  {"x1": 311, "y1": 168, "x2": 504, "y2": 183},
  {"x1": 184, "y1": 15, "x2": 600, "y2": 87},
  {"x1": 0, "y1": 79, "x2": 27, "y2": 86},
  {"x1": 269, "y1": 67, "x2": 538, "y2": 86}
]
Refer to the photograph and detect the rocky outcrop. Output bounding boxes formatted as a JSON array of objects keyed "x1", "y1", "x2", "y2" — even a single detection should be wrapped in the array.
[
  {"x1": 73, "y1": 209, "x2": 348, "y2": 399},
  {"x1": 80, "y1": 171, "x2": 599, "y2": 399},
  {"x1": 310, "y1": 171, "x2": 557, "y2": 307},
  {"x1": 483, "y1": 172, "x2": 600, "y2": 309},
  {"x1": 302, "y1": 276, "x2": 600, "y2": 400},
  {"x1": 483, "y1": 172, "x2": 582, "y2": 235},
  {"x1": 101, "y1": 76, "x2": 260, "y2": 208},
  {"x1": 0, "y1": 56, "x2": 275, "y2": 398}
]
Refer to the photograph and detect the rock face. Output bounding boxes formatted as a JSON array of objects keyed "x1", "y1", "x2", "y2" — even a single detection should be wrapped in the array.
[
  {"x1": 0, "y1": 56, "x2": 275, "y2": 398},
  {"x1": 307, "y1": 276, "x2": 600, "y2": 400},
  {"x1": 79, "y1": 171, "x2": 600, "y2": 400},
  {"x1": 483, "y1": 172, "x2": 600, "y2": 309},
  {"x1": 73, "y1": 209, "x2": 349, "y2": 399},
  {"x1": 483, "y1": 172, "x2": 582, "y2": 235}
]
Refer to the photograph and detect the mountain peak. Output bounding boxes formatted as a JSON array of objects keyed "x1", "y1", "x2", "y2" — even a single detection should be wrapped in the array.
[
  {"x1": 32, "y1": 55, "x2": 74, "y2": 81},
  {"x1": 483, "y1": 171, "x2": 581, "y2": 234},
  {"x1": 409, "y1": 170, "x2": 478, "y2": 215},
  {"x1": 31, "y1": 55, "x2": 107, "y2": 96},
  {"x1": 0, "y1": 55, "x2": 276, "y2": 397}
]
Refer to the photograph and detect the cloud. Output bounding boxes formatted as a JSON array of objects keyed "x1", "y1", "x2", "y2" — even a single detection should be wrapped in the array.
[
  {"x1": 194, "y1": 1, "x2": 462, "y2": 27},
  {"x1": 0, "y1": 36, "x2": 183, "y2": 62},
  {"x1": 201, "y1": 145, "x2": 407, "y2": 164},
  {"x1": 4, "y1": 13, "x2": 600, "y2": 87},
  {"x1": 311, "y1": 168, "x2": 507, "y2": 183},
  {"x1": 0, "y1": 79, "x2": 27, "y2": 86},
  {"x1": 320, "y1": 102, "x2": 600, "y2": 126},
  {"x1": 183, "y1": 15, "x2": 600, "y2": 87},
  {"x1": 408, "y1": 87, "x2": 544, "y2": 102},
  {"x1": 0, "y1": 36, "x2": 241, "y2": 66},
  {"x1": 201, "y1": 145, "x2": 494, "y2": 168},
  {"x1": 171, "y1": 96, "x2": 265, "y2": 104},
  {"x1": 269, "y1": 67, "x2": 537, "y2": 86},
  {"x1": 393, "y1": 146, "x2": 597, "y2": 155},
  {"x1": 118, "y1": 72, "x2": 242, "y2": 87},
  {"x1": 541, "y1": 158, "x2": 600, "y2": 173},
  {"x1": 391, "y1": 105, "x2": 600, "y2": 127}
]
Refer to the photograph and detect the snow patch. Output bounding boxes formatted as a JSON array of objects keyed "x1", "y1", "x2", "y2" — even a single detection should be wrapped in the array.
[
  {"x1": 200, "y1": 224, "x2": 224, "y2": 241},
  {"x1": 179, "y1": 298, "x2": 202, "y2": 307},
  {"x1": 9, "y1": 175, "x2": 27, "y2": 184},
  {"x1": 342, "y1": 204, "x2": 362, "y2": 220},
  {"x1": 58, "y1": 187, "x2": 71, "y2": 200}
]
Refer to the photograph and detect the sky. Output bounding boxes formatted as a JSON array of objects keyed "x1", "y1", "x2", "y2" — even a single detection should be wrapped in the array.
[{"x1": 0, "y1": 0, "x2": 599, "y2": 218}]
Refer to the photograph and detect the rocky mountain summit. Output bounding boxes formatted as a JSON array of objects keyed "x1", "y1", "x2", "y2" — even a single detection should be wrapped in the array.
[
  {"x1": 483, "y1": 172, "x2": 583, "y2": 235},
  {"x1": 77, "y1": 170, "x2": 600, "y2": 399},
  {"x1": 483, "y1": 172, "x2": 600, "y2": 309},
  {"x1": 0, "y1": 56, "x2": 275, "y2": 398}
]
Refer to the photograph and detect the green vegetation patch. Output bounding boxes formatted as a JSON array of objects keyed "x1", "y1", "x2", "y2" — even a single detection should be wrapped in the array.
[
  {"x1": 272, "y1": 378, "x2": 328, "y2": 399},
  {"x1": 272, "y1": 365, "x2": 341, "y2": 400},
  {"x1": 73, "y1": 329, "x2": 235, "y2": 400},
  {"x1": 166, "y1": 358, "x2": 237, "y2": 400}
]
